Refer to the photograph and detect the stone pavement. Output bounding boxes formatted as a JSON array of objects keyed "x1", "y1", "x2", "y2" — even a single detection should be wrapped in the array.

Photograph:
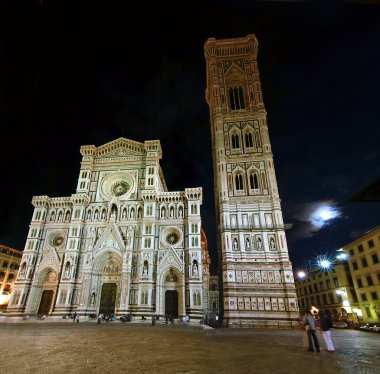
[{"x1": 0, "y1": 320, "x2": 379, "y2": 374}]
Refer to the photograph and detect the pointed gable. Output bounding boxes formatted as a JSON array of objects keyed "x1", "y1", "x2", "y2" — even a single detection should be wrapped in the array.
[{"x1": 93, "y1": 223, "x2": 126, "y2": 256}]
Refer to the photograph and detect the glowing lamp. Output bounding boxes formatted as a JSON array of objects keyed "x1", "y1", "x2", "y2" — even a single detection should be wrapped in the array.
[
  {"x1": 336, "y1": 290, "x2": 343, "y2": 295},
  {"x1": 297, "y1": 271, "x2": 306, "y2": 279},
  {"x1": 320, "y1": 259, "x2": 330, "y2": 269}
]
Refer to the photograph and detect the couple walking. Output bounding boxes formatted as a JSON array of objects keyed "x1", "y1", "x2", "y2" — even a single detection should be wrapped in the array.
[{"x1": 304, "y1": 309, "x2": 335, "y2": 353}]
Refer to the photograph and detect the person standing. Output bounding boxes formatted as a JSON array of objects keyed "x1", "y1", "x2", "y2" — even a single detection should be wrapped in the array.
[
  {"x1": 305, "y1": 309, "x2": 320, "y2": 352},
  {"x1": 320, "y1": 311, "x2": 335, "y2": 352},
  {"x1": 73, "y1": 312, "x2": 77, "y2": 323}
]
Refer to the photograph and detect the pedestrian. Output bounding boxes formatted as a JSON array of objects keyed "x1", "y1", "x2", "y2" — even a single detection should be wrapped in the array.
[
  {"x1": 76, "y1": 314, "x2": 80, "y2": 323},
  {"x1": 305, "y1": 308, "x2": 320, "y2": 352},
  {"x1": 97, "y1": 314, "x2": 102, "y2": 324},
  {"x1": 151, "y1": 315, "x2": 155, "y2": 326},
  {"x1": 73, "y1": 312, "x2": 77, "y2": 323},
  {"x1": 320, "y1": 311, "x2": 335, "y2": 352}
]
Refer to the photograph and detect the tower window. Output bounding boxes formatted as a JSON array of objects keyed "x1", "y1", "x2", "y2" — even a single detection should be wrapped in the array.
[
  {"x1": 231, "y1": 133, "x2": 240, "y2": 149},
  {"x1": 245, "y1": 132, "x2": 254, "y2": 148},
  {"x1": 235, "y1": 174, "x2": 244, "y2": 191},
  {"x1": 228, "y1": 86, "x2": 245, "y2": 110},
  {"x1": 249, "y1": 173, "x2": 259, "y2": 190}
]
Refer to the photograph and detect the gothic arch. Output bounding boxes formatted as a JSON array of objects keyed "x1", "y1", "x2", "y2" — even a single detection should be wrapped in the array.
[
  {"x1": 232, "y1": 168, "x2": 246, "y2": 194},
  {"x1": 229, "y1": 126, "x2": 241, "y2": 150},
  {"x1": 247, "y1": 167, "x2": 260, "y2": 193}
]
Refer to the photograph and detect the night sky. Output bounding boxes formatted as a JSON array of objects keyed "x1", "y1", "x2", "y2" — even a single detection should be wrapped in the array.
[{"x1": 1, "y1": 1, "x2": 379, "y2": 271}]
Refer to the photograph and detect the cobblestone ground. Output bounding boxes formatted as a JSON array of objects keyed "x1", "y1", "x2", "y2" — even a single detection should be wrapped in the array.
[{"x1": 0, "y1": 321, "x2": 379, "y2": 374}]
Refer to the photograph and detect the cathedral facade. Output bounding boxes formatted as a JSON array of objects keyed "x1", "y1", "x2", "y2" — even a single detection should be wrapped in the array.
[
  {"x1": 204, "y1": 35, "x2": 299, "y2": 327},
  {"x1": 7, "y1": 138, "x2": 208, "y2": 320}
]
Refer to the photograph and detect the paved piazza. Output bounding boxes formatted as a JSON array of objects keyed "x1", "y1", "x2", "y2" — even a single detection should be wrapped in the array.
[{"x1": 0, "y1": 321, "x2": 379, "y2": 374}]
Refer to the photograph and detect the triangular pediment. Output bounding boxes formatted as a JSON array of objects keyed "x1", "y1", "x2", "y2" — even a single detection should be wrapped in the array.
[
  {"x1": 39, "y1": 247, "x2": 61, "y2": 274},
  {"x1": 158, "y1": 245, "x2": 183, "y2": 269},
  {"x1": 94, "y1": 223, "x2": 126, "y2": 255},
  {"x1": 96, "y1": 138, "x2": 146, "y2": 158},
  {"x1": 224, "y1": 62, "x2": 245, "y2": 76}
]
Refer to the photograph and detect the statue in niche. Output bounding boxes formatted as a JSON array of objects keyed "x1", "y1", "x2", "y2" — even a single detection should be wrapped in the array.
[
  {"x1": 270, "y1": 237, "x2": 276, "y2": 250},
  {"x1": 130, "y1": 208, "x2": 135, "y2": 219},
  {"x1": 101, "y1": 210, "x2": 106, "y2": 220},
  {"x1": 192, "y1": 261, "x2": 198, "y2": 276},
  {"x1": 87, "y1": 211, "x2": 92, "y2": 220},
  {"x1": 50, "y1": 211, "x2": 56, "y2": 222},
  {"x1": 94, "y1": 211, "x2": 99, "y2": 220},
  {"x1": 65, "y1": 211, "x2": 71, "y2": 222},
  {"x1": 231, "y1": 216, "x2": 237, "y2": 228},
  {"x1": 170, "y1": 207, "x2": 174, "y2": 218},
  {"x1": 58, "y1": 211, "x2": 63, "y2": 221},
  {"x1": 142, "y1": 261, "x2": 148, "y2": 276},
  {"x1": 233, "y1": 238, "x2": 238, "y2": 251},
  {"x1": 90, "y1": 290, "x2": 96, "y2": 306},
  {"x1": 178, "y1": 207, "x2": 183, "y2": 218},
  {"x1": 257, "y1": 237, "x2": 262, "y2": 250},
  {"x1": 110, "y1": 210, "x2": 117, "y2": 222},
  {"x1": 122, "y1": 209, "x2": 127, "y2": 219},
  {"x1": 64, "y1": 262, "x2": 70, "y2": 277},
  {"x1": 245, "y1": 237, "x2": 250, "y2": 250},
  {"x1": 19, "y1": 263, "x2": 27, "y2": 277}
]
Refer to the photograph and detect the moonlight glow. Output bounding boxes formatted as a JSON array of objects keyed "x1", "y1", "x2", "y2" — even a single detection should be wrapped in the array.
[{"x1": 311, "y1": 203, "x2": 341, "y2": 229}]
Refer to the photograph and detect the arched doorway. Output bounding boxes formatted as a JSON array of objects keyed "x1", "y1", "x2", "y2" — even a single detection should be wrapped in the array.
[
  {"x1": 165, "y1": 290, "x2": 178, "y2": 318},
  {"x1": 38, "y1": 290, "x2": 54, "y2": 316},
  {"x1": 37, "y1": 271, "x2": 57, "y2": 316},
  {"x1": 99, "y1": 283, "x2": 117, "y2": 316},
  {"x1": 161, "y1": 267, "x2": 182, "y2": 318}
]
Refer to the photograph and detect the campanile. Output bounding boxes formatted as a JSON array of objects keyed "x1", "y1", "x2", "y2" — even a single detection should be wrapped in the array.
[{"x1": 204, "y1": 35, "x2": 299, "y2": 327}]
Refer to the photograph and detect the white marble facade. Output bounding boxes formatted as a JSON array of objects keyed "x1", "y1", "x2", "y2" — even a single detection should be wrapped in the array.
[
  {"x1": 7, "y1": 138, "x2": 206, "y2": 320},
  {"x1": 204, "y1": 35, "x2": 299, "y2": 327}
]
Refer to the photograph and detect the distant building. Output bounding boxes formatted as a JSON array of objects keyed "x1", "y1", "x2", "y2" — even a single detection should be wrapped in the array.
[
  {"x1": 0, "y1": 245, "x2": 22, "y2": 310},
  {"x1": 6, "y1": 138, "x2": 209, "y2": 321},
  {"x1": 203, "y1": 268, "x2": 219, "y2": 324},
  {"x1": 295, "y1": 259, "x2": 359, "y2": 327},
  {"x1": 345, "y1": 226, "x2": 380, "y2": 323},
  {"x1": 295, "y1": 226, "x2": 380, "y2": 326}
]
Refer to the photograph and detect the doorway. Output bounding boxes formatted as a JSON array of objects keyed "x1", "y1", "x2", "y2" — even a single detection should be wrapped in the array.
[
  {"x1": 38, "y1": 290, "x2": 54, "y2": 316},
  {"x1": 165, "y1": 290, "x2": 178, "y2": 318},
  {"x1": 99, "y1": 283, "x2": 117, "y2": 316}
]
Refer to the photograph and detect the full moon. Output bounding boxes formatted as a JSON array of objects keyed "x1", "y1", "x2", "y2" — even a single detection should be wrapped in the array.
[{"x1": 311, "y1": 203, "x2": 341, "y2": 228}]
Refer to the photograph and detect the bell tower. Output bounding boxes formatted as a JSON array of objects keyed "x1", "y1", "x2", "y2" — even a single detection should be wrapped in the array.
[{"x1": 204, "y1": 34, "x2": 299, "y2": 327}]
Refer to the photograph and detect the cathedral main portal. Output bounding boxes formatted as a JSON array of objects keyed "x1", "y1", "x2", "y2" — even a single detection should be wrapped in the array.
[
  {"x1": 99, "y1": 283, "x2": 117, "y2": 316},
  {"x1": 38, "y1": 290, "x2": 54, "y2": 316},
  {"x1": 165, "y1": 290, "x2": 178, "y2": 318}
]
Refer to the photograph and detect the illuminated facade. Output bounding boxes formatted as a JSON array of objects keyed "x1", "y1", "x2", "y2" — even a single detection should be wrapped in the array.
[
  {"x1": 0, "y1": 245, "x2": 22, "y2": 309},
  {"x1": 295, "y1": 226, "x2": 380, "y2": 325},
  {"x1": 204, "y1": 35, "x2": 299, "y2": 328},
  {"x1": 6, "y1": 138, "x2": 208, "y2": 320},
  {"x1": 295, "y1": 261, "x2": 359, "y2": 327},
  {"x1": 345, "y1": 226, "x2": 380, "y2": 323}
]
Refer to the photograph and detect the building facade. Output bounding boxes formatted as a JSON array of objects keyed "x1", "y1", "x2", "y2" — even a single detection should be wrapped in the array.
[
  {"x1": 0, "y1": 245, "x2": 22, "y2": 310},
  {"x1": 295, "y1": 260, "x2": 359, "y2": 327},
  {"x1": 345, "y1": 226, "x2": 380, "y2": 323},
  {"x1": 204, "y1": 34, "x2": 299, "y2": 328},
  {"x1": 6, "y1": 138, "x2": 208, "y2": 320},
  {"x1": 295, "y1": 226, "x2": 380, "y2": 326}
]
